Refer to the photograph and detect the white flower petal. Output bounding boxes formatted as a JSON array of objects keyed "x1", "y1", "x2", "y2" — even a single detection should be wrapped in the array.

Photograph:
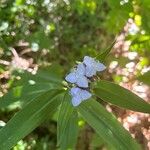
[
  {"x1": 65, "y1": 72, "x2": 77, "y2": 83},
  {"x1": 76, "y1": 63, "x2": 86, "y2": 76},
  {"x1": 70, "y1": 87, "x2": 80, "y2": 96},
  {"x1": 95, "y1": 62, "x2": 106, "y2": 71},
  {"x1": 80, "y1": 89, "x2": 92, "y2": 100},
  {"x1": 71, "y1": 96, "x2": 82, "y2": 106},
  {"x1": 83, "y1": 56, "x2": 94, "y2": 66},
  {"x1": 76, "y1": 76, "x2": 88, "y2": 88},
  {"x1": 85, "y1": 66, "x2": 96, "y2": 77},
  {"x1": 70, "y1": 88, "x2": 92, "y2": 106}
]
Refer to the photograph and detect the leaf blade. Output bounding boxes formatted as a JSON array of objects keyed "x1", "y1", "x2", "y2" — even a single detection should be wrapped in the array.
[
  {"x1": 96, "y1": 39, "x2": 116, "y2": 62},
  {"x1": 0, "y1": 83, "x2": 61, "y2": 108},
  {"x1": 78, "y1": 99, "x2": 141, "y2": 150},
  {"x1": 137, "y1": 71, "x2": 150, "y2": 86},
  {"x1": 0, "y1": 89, "x2": 64, "y2": 150},
  {"x1": 57, "y1": 92, "x2": 78, "y2": 150},
  {"x1": 93, "y1": 80, "x2": 150, "y2": 113}
]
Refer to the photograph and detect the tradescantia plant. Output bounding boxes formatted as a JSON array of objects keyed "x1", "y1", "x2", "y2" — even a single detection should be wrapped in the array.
[
  {"x1": 0, "y1": 47, "x2": 150, "y2": 150},
  {"x1": 65, "y1": 56, "x2": 106, "y2": 106}
]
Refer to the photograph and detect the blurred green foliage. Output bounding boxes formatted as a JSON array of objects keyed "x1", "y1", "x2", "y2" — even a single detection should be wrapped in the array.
[{"x1": 0, "y1": 0, "x2": 150, "y2": 64}]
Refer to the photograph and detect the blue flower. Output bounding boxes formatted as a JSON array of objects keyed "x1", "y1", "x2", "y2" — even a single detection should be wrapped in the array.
[
  {"x1": 70, "y1": 87, "x2": 92, "y2": 106},
  {"x1": 83, "y1": 56, "x2": 106, "y2": 77},
  {"x1": 65, "y1": 63, "x2": 88, "y2": 88},
  {"x1": 65, "y1": 56, "x2": 106, "y2": 106}
]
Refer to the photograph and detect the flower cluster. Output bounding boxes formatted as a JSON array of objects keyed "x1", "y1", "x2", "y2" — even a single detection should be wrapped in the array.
[{"x1": 65, "y1": 56, "x2": 106, "y2": 106}]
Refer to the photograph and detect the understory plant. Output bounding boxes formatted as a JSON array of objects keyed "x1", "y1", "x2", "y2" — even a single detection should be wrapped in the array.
[{"x1": 0, "y1": 45, "x2": 150, "y2": 150}]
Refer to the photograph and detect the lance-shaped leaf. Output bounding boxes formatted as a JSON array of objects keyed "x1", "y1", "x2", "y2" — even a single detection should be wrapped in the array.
[
  {"x1": 93, "y1": 80, "x2": 150, "y2": 113},
  {"x1": 0, "y1": 89, "x2": 64, "y2": 150},
  {"x1": 0, "y1": 65, "x2": 63, "y2": 109},
  {"x1": 96, "y1": 40, "x2": 116, "y2": 62},
  {"x1": 13, "y1": 64, "x2": 63, "y2": 86},
  {"x1": 137, "y1": 71, "x2": 150, "y2": 86},
  {"x1": 0, "y1": 83, "x2": 61, "y2": 108},
  {"x1": 78, "y1": 99, "x2": 141, "y2": 150},
  {"x1": 57, "y1": 93, "x2": 78, "y2": 150}
]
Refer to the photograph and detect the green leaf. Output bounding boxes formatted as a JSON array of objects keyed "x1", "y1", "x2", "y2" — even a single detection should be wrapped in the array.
[
  {"x1": 0, "y1": 89, "x2": 64, "y2": 150},
  {"x1": 0, "y1": 37, "x2": 10, "y2": 51},
  {"x1": 13, "y1": 65, "x2": 63, "y2": 86},
  {"x1": 105, "y1": 1, "x2": 133, "y2": 33},
  {"x1": 93, "y1": 80, "x2": 150, "y2": 113},
  {"x1": 0, "y1": 65, "x2": 63, "y2": 109},
  {"x1": 0, "y1": 83, "x2": 60, "y2": 109},
  {"x1": 141, "y1": 1, "x2": 150, "y2": 33},
  {"x1": 78, "y1": 99, "x2": 141, "y2": 150},
  {"x1": 96, "y1": 39, "x2": 116, "y2": 62},
  {"x1": 57, "y1": 93, "x2": 78, "y2": 150},
  {"x1": 27, "y1": 29, "x2": 50, "y2": 49},
  {"x1": 137, "y1": 71, "x2": 150, "y2": 86}
]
